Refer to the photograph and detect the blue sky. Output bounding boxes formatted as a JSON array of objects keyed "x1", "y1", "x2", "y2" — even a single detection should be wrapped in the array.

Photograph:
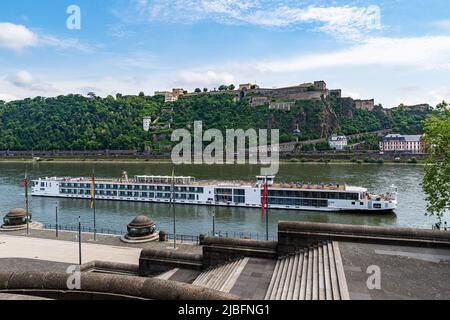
[{"x1": 1, "y1": 0, "x2": 450, "y2": 107}]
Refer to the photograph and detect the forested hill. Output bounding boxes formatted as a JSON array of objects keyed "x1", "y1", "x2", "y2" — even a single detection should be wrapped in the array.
[{"x1": 0, "y1": 93, "x2": 432, "y2": 151}]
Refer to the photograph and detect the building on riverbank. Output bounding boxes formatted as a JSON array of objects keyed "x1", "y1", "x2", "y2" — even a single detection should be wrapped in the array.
[
  {"x1": 380, "y1": 134, "x2": 425, "y2": 154},
  {"x1": 328, "y1": 135, "x2": 348, "y2": 150}
]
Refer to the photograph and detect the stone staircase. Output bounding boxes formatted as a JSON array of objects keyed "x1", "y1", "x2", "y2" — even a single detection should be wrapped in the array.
[
  {"x1": 265, "y1": 241, "x2": 349, "y2": 300},
  {"x1": 192, "y1": 258, "x2": 249, "y2": 293}
]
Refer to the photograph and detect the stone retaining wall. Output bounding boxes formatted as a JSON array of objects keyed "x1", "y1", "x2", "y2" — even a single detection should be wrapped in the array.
[
  {"x1": 0, "y1": 272, "x2": 238, "y2": 300},
  {"x1": 139, "y1": 248, "x2": 203, "y2": 276},
  {"x1": 201, "y1": 236, "x2": 277, "y2": 268},
  {"x1": 278, "y1": 221, "x2": 450, "y2": 255}
]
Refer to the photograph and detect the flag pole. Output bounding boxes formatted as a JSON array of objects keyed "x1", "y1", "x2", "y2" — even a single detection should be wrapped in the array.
[
  {"x1": 265, "y1": 175, "x2": 269, "y2": 241},
  {"x1": 78, "y1": 216, "x2": 82, "y2": 265},
  {"x1": 91, "y1": 168, "x2": 97, "y2": 241},
  {"x1": 171, "y1": 167, "x2": 176, "y2": 249},
  {"x1": 25, "y1": 171, "x2": 29, "y2": 236}
]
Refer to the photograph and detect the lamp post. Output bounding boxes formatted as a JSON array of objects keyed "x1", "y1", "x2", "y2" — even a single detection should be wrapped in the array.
[
  {"x1": 212, "y1": 212, "x2": 216, "y2": 236},
  {"x1": 55, "y1": 202, "x2": 59, "y2": 238},
  {"x1": 78, "y1": 216, "x2": 82, "y2": 265}
]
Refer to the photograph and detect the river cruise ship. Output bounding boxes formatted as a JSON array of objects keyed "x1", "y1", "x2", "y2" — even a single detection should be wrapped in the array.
[{"x1": 31, "y1": 174, "x2": 397, "y2": 212}]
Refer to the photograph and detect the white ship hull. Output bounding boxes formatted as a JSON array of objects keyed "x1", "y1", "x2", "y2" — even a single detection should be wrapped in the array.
[{"x1": 31, "y1": 175, "x2": 397, "y2": 213}]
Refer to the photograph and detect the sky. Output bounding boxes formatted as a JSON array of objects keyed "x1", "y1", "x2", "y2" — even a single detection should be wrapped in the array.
[{"x1": 0, "y1": 0, "x2": 450, "y2": 108}]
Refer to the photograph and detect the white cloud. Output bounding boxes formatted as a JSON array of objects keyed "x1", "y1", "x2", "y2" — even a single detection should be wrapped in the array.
[
  {"x1": 0, "y1": 22, "x2": 38, "y2": 51},
  {"x1": 0, "y1": 92, "x2": 19, "y2": 101},
  {"x1": 433, "y1": 19, "x2": 450, "y2": 31},
  {"x1": 0, "y1": 22, "x2": 94, "y2": 53},
  {"x1": 254, "y1": 36, "x2": 450, "y2": 73},
  {"x1": 5, "y1": 70, "x2": 55, "y2": 92},
  {"x1": 177, "y1": 70, "x2": 235, "y2": 87},
  {"x1": 6, "y1": 70, "x2": 34, "y2": 88},
  {"x1": 130, "y1": 0, "x2": 381, "y2": 40}
]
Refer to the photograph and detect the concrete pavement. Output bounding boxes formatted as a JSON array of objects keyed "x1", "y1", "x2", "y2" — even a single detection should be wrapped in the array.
[{"x1": 0, "y1": 234, "x2": 141, "y2": 266}]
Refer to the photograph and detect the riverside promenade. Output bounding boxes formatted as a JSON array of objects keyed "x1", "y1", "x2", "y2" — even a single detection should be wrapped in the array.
[{"x1": 1, "y1": 222, "x2": 449, "y2": 300}]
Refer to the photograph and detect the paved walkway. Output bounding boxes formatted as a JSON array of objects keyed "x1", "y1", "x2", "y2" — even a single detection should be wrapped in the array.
[
  {"x1": 339, "y1": 242, "x2": 450, "y2": 300},
  {"x1": 0, "y1": 234, "x2": 141, "y2": 266},
  {"x1": 3, "y1": 228, "x2": 202, "y2": 254}
]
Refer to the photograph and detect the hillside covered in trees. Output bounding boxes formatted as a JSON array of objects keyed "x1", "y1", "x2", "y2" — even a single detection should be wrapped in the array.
[{"x1": 0, "y1": 93, "x2": 433, "y2": 151}]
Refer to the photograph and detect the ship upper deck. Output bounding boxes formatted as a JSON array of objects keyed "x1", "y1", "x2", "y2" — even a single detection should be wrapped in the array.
[{"x1": 34, "y1": 176, "x2": 367, "y2": 193}]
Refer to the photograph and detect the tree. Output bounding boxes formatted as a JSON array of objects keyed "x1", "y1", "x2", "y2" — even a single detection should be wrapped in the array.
[
  {"x1": 203, "y1": 88, "x2": 208, "y2": 93},
  {"x1": 218, "y1": 85, "x2": 228, "y2": 91},
  {"x1": 195, "y1": 88, "x2": 202, "y2": 93},
  {"x1": 228, "y1": 84, "x2": 235, "y2": 91},
  {"x1": 139, "y1": 91, "x2": 145, "y2": 97},
  {"x1": 422, "y1": 101, "x2": 450, "y2": 223}
]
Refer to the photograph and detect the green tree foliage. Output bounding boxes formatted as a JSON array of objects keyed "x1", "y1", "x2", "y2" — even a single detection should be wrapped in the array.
[
  {"x1": 422, "y1": 102, "x2": 450, "y2": 222},
  {"x1": 0, "y1": 93, "x2": 431, "y2": 152},
  {"x1": 0, "y1": 94, "x2": 160, "y2": 151}
]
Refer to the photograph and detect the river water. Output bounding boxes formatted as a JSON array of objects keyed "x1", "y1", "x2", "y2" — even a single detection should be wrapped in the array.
[{"x1": 0, "y1": 162, "x2": 443, "y2": 238}]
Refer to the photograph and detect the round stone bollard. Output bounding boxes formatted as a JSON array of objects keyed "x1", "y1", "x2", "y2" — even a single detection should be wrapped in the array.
[{"x1": 159, "y1": 230, "x2": 167, "y2": 242}]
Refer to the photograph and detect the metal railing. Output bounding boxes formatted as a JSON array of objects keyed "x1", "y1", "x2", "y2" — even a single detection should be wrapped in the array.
[{"x1": 43, "y1": 224, "x2": 277, "y2": 242}]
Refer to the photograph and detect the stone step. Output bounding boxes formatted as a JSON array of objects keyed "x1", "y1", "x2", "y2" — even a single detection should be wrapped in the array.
[
  {"x1": 327, "y1": 241, "x2": 340, "y2": 300},
  {"x1": 312, "y1": 246, "x2": 319, "y2": 300},
  {"x1": 220, "y1": 258, "x2": 249, "y2": 293},
  {"x1": 264, "y1": 241, "x2": 350, "y2": 301},
  {"x1": 269, "y1": 257, "x2": 286, "y2": 300},
  {"x1": 323, "y1": 242, "x2": 333, "y2": 300},
  {"x1": 286, "y1": 252, "x2": 300, "y2": 300},
  {"x1": 305, "y1": 247, "x2": 313, "y2": 300},
  {"x1": 318, "y1": 245, "x2": 325, "y2": 300},
  {"x1": 215, "y1": 260, "x2": 242, "y2": 291},
  {"x1": 333, "y1": 241, "x2": 350, "y2": 300},
  {"x1": 193, "y1": 266, "x2": 216, "y2": 286},
  {"x1": 205, "y1": 260, "x2": 236, "y2": 290},
  {"x1": 154, "y1": 268, "x2": 179, "y2": 280},
  {"x1": 280, "y1": 254, "x2": 295, "y2": 300},
  {"x1": 264, "y1": 258, "x2": 281, "y2": 300}
]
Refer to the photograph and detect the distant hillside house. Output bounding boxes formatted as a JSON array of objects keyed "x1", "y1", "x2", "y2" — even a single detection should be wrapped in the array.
[
  {"x1": 355, "y1": 99, "x2": 375, "y2": 111},
  {"x1": 239, "y1": 83, "x2": 260, "y2": 90},
  {"x1": 380, "y1": 134, "x2": 425, "y2": 154},
  {"x1": 164, "y1": 88, "x2": 186, "y2": 103},
  {"x1": 329, "y1": 89, "x2": 342, "y2": 98},
  {"x1": 269, "y1": 101, "x2": 294, "y2": 111},
  {"x1": 328, "y1": 135, "x2": 348, "y2": 150}
]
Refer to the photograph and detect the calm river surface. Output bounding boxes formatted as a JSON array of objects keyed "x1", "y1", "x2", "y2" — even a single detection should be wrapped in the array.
[{"x1": 0, "y1": 162, "x2": 443, "y2": 238}]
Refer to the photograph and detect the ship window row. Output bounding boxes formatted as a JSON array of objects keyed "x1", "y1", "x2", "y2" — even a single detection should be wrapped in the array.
[
  {"x1": 214, "y1": 195, "x2": 246, "y2": 203},
  {"x1": 266, "y1": 198, "x2": 328, "y2": 207},
  {"x1": 60, "y1": 189, "x2": 197, "y2": 200},
  {"x1": 60, "y1": 183, "x2": 203, "y2": 193},
  {"x1": 265, "y1": 190, "x2": 359, "y2": 200},
  {"x1": 215, "y1": 188, "x2": 245, "y2": 196}
]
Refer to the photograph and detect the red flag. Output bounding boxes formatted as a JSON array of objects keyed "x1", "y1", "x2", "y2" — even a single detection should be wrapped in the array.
[
  {"x1": 91, "y1": 172, "x2": 95, "y2": 209},
  {"x1": 24, "y1": 172, "x2": 28, "y2": 197},
  {"x1": 261, "y1": 182, "x2": 268, "y2": 222}
]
